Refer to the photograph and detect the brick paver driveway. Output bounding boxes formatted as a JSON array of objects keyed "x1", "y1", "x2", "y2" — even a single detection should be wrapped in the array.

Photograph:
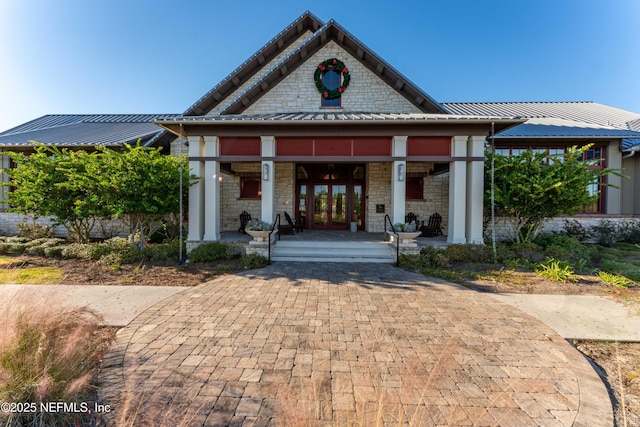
[{"x1": 99, "y1": 263, "x2": 611, "y2": 426}]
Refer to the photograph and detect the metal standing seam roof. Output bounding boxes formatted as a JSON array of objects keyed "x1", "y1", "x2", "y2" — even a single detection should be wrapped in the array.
[
  {"x1": 0, "y1": 114, "x2": 177, "y2": 147},
  {"x1": 443, "y1": 102, "x2": 640, "y2": 129},
  {"x1": 155, "y1": 112, "x2": 518, "y2": 124}
]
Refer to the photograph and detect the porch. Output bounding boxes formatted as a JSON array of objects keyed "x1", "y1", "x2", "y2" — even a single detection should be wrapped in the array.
[{"x1": 219, "y1": 230, "x2": 450, "y2": 263}]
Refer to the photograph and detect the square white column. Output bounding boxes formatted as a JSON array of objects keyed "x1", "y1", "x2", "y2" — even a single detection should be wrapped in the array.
[
  {"x1": 447, "y1": 136, "x2": 468, "y2": 243},
  {"x1": 261, "y1": 136, "x2": 276, "y2": 224},
  {"x1": 392, "y1": 160, "x2": 406, "y2": 224},
  {"x1": 203, "y1": 137, "x2": 221, "y2": 241},
  {"x1": 391, "y1": 136, "x2": 408, "y2": 224},
  {"x1": 466, "y1": 136, "x2": 485, "y2": 244},
  {"x1": 187, "y1": 136, "x2": 204, "y2": 242}
]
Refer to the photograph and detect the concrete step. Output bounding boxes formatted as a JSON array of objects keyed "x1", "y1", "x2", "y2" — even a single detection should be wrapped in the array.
[{"x1": 270, "y1": 241, "x2": 395, "y2": 263}]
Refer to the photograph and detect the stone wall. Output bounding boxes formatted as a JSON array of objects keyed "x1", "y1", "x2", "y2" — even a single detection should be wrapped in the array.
[
  {"x1": 274, "y1": 163, "x2": 295, "y2": 220},
  {"x1": 0, "y1": 213, "x2": 129, "y2": 239},
  {"x1": 406, "y1": 170, "x2": 449, "y2": 232},
  {"x1": 366, "y1": 163, "x2": 392, "y2": 232},
  {"x1": 485, "y1": 215, "x2": 640, "y2": 242},
  {"x1": 212, "y1": 32, "x2": 314, "y2": 115},
  {"x1": 243, "y1": 42, "x2": 422, "y2": 115},
  {"x1": 220, "y1": 162, "x2": 261, "y2": 231}
]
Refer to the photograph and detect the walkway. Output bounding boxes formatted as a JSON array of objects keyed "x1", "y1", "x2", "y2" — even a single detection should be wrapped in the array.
[{"x1": 99, "y1": 263, "x2": 612, "y2": 426}]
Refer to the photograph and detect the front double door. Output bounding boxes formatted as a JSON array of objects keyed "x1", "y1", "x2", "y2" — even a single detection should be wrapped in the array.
[{"x1": 313, "y1": 183, "x2": 347, "y2": 229}]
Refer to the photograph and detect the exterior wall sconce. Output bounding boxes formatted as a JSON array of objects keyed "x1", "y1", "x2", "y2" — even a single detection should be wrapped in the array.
[
  {"x1": 398, "y1": 163, "x2": 405, "y2": 181},
  {"x1": 263, "y1": 163, "x2": 270, "y2": 181}
]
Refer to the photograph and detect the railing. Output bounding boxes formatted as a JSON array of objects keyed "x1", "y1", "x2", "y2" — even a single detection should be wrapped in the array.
[
  {"x1": 267, "y1": 214, "x2": 281, "y2": 264},
  {"x1": 384, "y1": 214, "x2": 400, "y2": 267}
]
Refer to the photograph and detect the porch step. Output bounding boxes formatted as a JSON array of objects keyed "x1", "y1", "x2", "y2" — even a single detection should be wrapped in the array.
[{"x1": 270, "y1": 241, "x2": 395, "y2": 263}]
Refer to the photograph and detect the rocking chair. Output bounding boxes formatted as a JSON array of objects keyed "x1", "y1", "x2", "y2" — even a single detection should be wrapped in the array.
[
  {"x1": 420, "y1": 213, "x2": 443, "y2": 237},
  {"x1": 238, "y1": 211, "x2": 251, "y2": 234}
]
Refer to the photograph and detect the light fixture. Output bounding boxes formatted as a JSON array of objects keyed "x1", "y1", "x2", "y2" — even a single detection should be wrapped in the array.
[
  {"x1": 398, "y1": 163, "x2": 405, "y2": 181},
  {"x1": 263, "y1": 163, "x2": 270, "y2": 181}
]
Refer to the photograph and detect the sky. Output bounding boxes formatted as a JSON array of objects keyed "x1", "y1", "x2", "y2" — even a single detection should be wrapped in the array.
[{"x1": 1, "y1": 0, "x2": 639, "y2": 132}]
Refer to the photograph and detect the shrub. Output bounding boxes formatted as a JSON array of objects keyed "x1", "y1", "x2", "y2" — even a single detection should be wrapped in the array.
[
  {"x1": 535, "y1": 258, "x2": 577, "y2": 283},
  {"x1": 189, "y1": 242, "x2": 230, "y2": 262},
  {"x1": 0, "y1": 294, "x2": 114, "y2": 426},
  {"x1": 543, "y1": 235, "x2": 591, "y2": 267},
  {"x1": 418, "y1": 246, "x2": 450, "y2": 268},
  {"x1": 619, "y1": 220, "x2": 640, "y2": 244},
  {"x1": 62, "y1": 238, "x2": 138, "y2": 263},
  {"x1": 507, "y1": 242, "x2": 546, "y2": 264},
  {"x1": 561, "y1": 219, "x2": 589, "y2": 242},
  {"x1": 44, "y1": 246, "x2": 64, "y2": 258},
  {"x1": 240, "y1": 253, "x2": 269, "y2": 270},
  {"x1": 16, "y1": 219, "x2": 53, "y2": 240},
  {"x1": 590, "y1": 220, "x2": 620, "y2": 247},
  {"x1": 142, "y1": 240, "x2": 182, "y2": 261},
  {"x1": 443, "y1": 244, "x2": 492, "y2": 264}
]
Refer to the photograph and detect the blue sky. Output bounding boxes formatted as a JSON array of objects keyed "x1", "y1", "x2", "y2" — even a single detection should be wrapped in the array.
[{"x1": 1, "y1": 0, "x2": 639, "y2": 131}]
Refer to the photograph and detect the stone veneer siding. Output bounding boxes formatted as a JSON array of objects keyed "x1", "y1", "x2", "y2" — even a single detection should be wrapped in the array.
[
  {"x1": 219, "y1": 162, "x2": 296, "y2": 232},
  {"x1": 366, "y1": 163, "x2": 392, "y2": 232},
  {"x1": 0, "y1": 213, "x2": 129, "y2": 239},
  {"x1": 243, "y1": 42, "x2": 422, "y2": 115},
  {"x1": 274, "y1": 163, "x2": 295, "y2": 220},
  {"x1": 406, "y1": 167, "x2": 449, "y2": 231},
  {"x1": 220, "y1": 162, "x2": 261, "y2": 231},
  {"x1": 485, "y1": 216, "x2": 640, "y2": 242},
  {"x1": 212, "y1": 32, "x2": 314, "y2": 115}
]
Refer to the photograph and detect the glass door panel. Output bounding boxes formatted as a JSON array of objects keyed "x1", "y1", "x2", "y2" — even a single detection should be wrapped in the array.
[
  {"x1": 332, "y1": 185, "x2": 347, "y2": 227},
  {"x1": 353, "y1": 184, "x2": 363, "y2": 227},
  {"x1": 313, "y1": 185, "x2": 329, "y2": 227}
]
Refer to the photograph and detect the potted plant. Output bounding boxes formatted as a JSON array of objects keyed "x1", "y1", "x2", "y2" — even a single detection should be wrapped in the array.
[
  {"x1": 392, "y1": 221, "x2": 421, "y2": 242},
  {"x1": 245, "y1": 219, "x2": 273, "y2": 242}
]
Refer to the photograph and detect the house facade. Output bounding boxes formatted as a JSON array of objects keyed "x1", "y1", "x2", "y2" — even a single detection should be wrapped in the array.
[
  {"x1": 2, "y1": 11, "x2": 640, "y2": 245},
  {"x1": 153, "y1": 13, "x2": 523, "y2": 250}
]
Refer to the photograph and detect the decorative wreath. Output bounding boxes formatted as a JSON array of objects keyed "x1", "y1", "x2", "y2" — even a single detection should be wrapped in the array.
[{"x1": 313, "y1": 58, "x2": 351, "y2": 99}]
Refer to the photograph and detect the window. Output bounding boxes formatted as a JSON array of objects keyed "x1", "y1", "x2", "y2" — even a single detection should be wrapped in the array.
[
  {"x1": 320, "y1": 69, "x2": 341, "y2": 107},
  {"x1": 240, "y1": 177, "x2": 261, "y2": 199},
  {"x1": 580, "y1": 147, "x2": 605, "y2": 213},
  {"x1": 406, "y1": 177, "x2": 423, "y2": 200}
]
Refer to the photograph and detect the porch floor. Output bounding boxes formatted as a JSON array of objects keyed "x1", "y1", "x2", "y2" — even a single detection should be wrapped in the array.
[{"x1": 220, "y1": 230, "x2": 450, "y2": 247}]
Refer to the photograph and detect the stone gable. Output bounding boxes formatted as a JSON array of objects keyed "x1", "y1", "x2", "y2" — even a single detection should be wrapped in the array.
[
  {"x1": 208, "y1": 32, "x2": 314, "y2": 115},
  {"x1": 243, "y1": 42, "x2": 422, "y2": 114}
]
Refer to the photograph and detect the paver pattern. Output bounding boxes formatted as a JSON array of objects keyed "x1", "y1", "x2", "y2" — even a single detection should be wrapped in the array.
[{"x1": 99, "y1": 263, "x2": 612, "y2": 426}]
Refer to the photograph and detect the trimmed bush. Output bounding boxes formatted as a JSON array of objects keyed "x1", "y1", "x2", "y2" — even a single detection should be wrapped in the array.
[
  {"x1": 443, "y1": 244, "x2": 492, "y2": 264},
  {"x1": 189, "y1": 242, "x2": 230, "y2": 262},
  {"x1": 16, "y1": 219, "x2": 53, "y2": 239},
  {"x1": 142, "y1": 241, "x2": 182, "y2": 261},
  {"x1": 44, "y1": 246, "x2": 64, "y2": 258},
  {"x1": 240, "y1": 253, "x2": 269, "y2": 270}
]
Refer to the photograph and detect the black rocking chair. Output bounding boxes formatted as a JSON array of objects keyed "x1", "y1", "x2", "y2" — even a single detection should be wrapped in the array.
[
  {"x1": 420, "y1": 213, "x2": 443, "y2": 237},
  {"x1": 238, "y1": 211, "x2": 251, "y2": 234}
]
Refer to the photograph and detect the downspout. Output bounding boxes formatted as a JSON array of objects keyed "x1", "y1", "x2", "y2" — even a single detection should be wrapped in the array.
[{"x1": 622, "y1": 150, "x2": 636, "y2": 159}]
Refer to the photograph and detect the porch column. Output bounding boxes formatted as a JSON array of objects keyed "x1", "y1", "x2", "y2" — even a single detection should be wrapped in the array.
[
  {"x1": 466, "y1": 136, "x2": 485, "y2": 244},
  {"x1": 187, "y1": 136, "x2": 205, "y2": 243},
  {"x1": 606, "y1": 140, "x2": 622, "y2": 214},
  {"x1": 448, "y1": 136, "x2": 467, "y2": 244},
  {"x1": 391, "y1": 136, "x2": 407, "y2": 224},
  {"x1": 261, "y1": 136, "x2": 275, "y2": 223},
  {"x1": 203, "y1": 136, "x2": 221, "y2": 241},
  {"x1": 0, "y1": 151, "x2": 9, "y2": 210}
]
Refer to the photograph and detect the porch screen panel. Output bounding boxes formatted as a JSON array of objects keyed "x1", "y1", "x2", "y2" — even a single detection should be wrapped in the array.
[
  {"x1": 219, "y1": 137, "x2": 261, "y2": 156},
  {"x1": 407, "y1": 137, "x2": 451, "y2": 156}
]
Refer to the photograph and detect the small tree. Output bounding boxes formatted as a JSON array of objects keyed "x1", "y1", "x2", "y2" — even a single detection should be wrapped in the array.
[
  {"x1": 6, "y1": 146, "x2": 112, "y2": 242},
  {"x1": 485, "y1": 145, "x2": 622, "y2": 243},
  {"x1": 98, "y1": 144, "x2": 194, "y2": 251}
]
